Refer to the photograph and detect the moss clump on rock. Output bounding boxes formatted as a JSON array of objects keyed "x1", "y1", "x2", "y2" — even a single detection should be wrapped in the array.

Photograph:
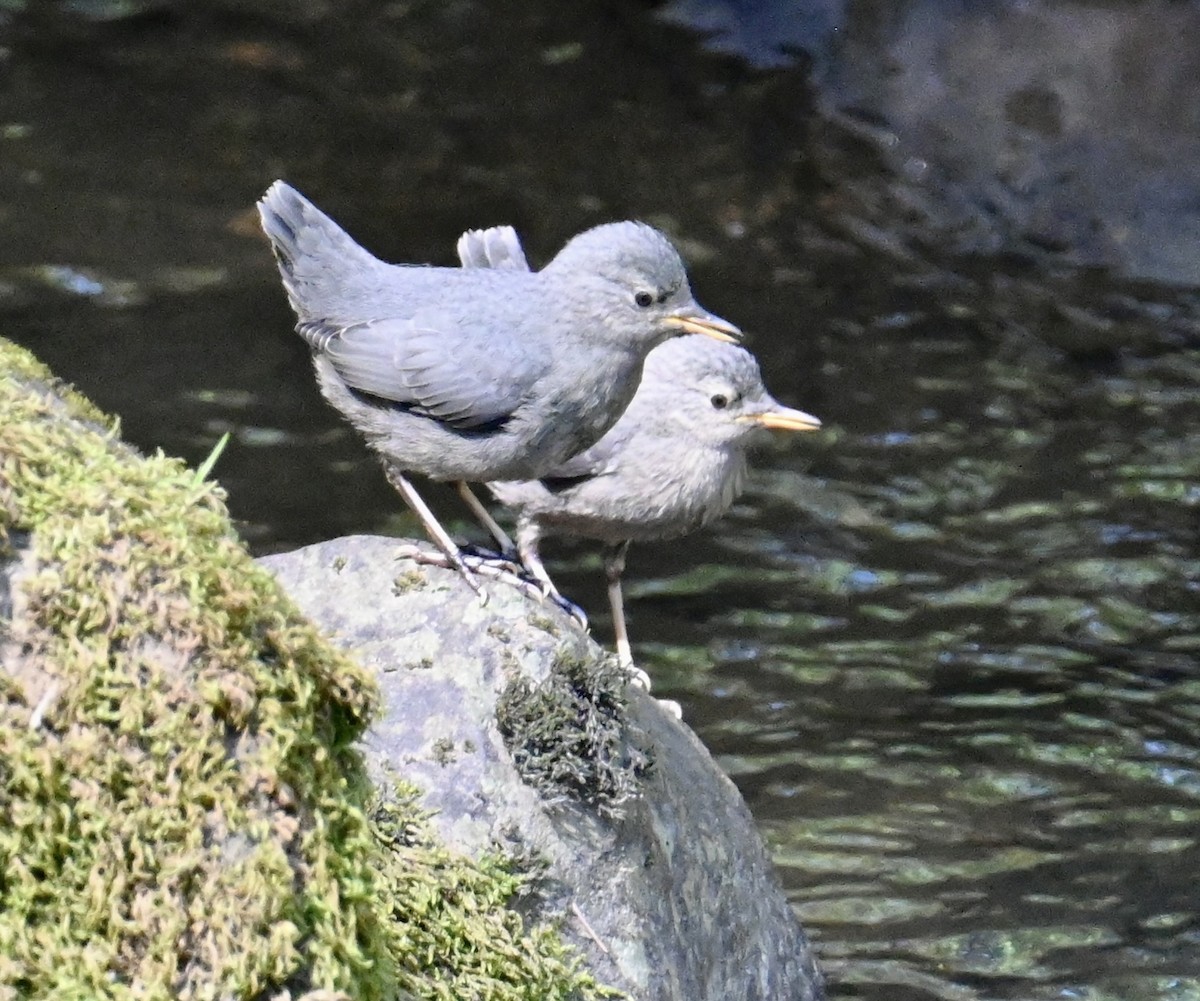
[
  {"x1": 496, "y1": 651, "x2": 652, "y2": 820},
  {"x1": 0, "y1": 338, "x2": 614, "y2": 1001},
  {"x1": 370, "y1": 783, "x2": 617, "y2": 1000}
]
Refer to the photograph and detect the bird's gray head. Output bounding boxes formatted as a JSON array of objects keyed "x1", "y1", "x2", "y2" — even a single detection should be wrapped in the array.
[
  {"x1": 544, "y1": 221, "x2": 742, "y2": 349},
  {"x1": 640, "y1": 337, "x2": 822, "y2": 448}
]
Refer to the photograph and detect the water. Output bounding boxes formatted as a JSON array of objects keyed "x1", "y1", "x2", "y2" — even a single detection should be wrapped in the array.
[
  {"x1": 3, "y1": 2, "x2": 1200, "y2": 998},
  {"x1": 650, "y1": 313, "x2": 1200, "y2": 1001}
]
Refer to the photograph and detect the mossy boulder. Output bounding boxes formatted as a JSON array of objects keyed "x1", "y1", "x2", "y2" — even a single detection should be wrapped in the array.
[
  {"x1": 0, "y1": 337, "x2": 611, "y2": 1001},
  {"x1": 261, "y1": 538, "x2": 825, "y2": 1001}
]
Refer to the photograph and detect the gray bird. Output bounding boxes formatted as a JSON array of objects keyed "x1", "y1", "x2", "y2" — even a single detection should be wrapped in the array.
[
  {"x1": 257, "y1": 181, "x2": 741, "y2": 585},
  {"x1": 461, "y1": 227, "x2": 821, "y2": 669}
]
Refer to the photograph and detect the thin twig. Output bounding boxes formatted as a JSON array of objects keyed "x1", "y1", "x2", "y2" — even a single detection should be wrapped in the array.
[{"x1": 570, "y1": 901, "x2": 613, "y2": 959}]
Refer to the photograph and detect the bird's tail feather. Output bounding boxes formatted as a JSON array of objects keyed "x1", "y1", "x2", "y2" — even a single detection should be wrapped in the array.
[
  {"x1": 456, "y1": 225, "x2": 530, "y2": 272},
  {"x1": 256, "y1": 180, "x2": 380, "y2": 317}
]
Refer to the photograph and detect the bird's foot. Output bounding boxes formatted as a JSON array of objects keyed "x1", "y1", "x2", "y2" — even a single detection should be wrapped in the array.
[
  {"x1": 394, "y1": 541, "x2": 484, "y2": 596},
  {"x1": 549, "y1": 589, "x2": 588, "y2": 630},
  {"x1": 615, "y1": 655, "x2": 679, "y2": 716},
  {"x1": 402, "y1": 542, "x2": 588, "y2": 627},
  {"x1": 616, "y1": 648, "x2": 651, "y2": 692},
  {"x1": 537, "y1": 581, "x2": 588, "y2": 630},
  {"x1": 453, "y1": 542, "x2": 524, "y2": 574},
  {"x1": 657, "y1": 697, "x2": 683, "y2": 719},
  {"x1": 398, "y1": 541, "x2": 515, "y2": 589},
  {"x1": 458, "y1": 543, "x2": 588, "y2": 628},
  {"x1": 622, "y1": 662, "x2": 653, "y2": 692}
]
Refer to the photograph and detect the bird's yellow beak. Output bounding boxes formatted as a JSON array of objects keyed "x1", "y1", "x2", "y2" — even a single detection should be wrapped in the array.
[
  {"x1": 663, "y1": 308, "x2": 742, "y2": 343},
  {"x1": 739, "y1": 405, "x2": 822, "y2": 432}
]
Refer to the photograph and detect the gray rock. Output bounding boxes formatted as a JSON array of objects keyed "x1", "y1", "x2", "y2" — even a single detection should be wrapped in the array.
[{"x1": 261, "y1": 534, "x2": 825, "y2": 1001}]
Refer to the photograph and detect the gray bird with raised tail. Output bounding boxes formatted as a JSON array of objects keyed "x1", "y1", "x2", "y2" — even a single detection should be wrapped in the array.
[
  {"x1": 257, "y1": 181, "x2": 741, "y2": 585},
  {"x1": 462, "y1": 226, "x2": 821, "y2": 670}
]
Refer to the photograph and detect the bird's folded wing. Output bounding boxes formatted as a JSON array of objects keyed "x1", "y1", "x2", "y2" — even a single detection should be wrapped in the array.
[
  {"x1": 537, "y1": 431, "x2": 625, "y2": 484},
  {"x1": 300, "y1": 310, "x2": 546, "y2": 430}
]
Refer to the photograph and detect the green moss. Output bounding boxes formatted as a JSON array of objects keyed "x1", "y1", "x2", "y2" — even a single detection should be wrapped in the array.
[
  {"x1": 371, "y1": 783, "x2": 620, "y2": 1000},
  {"x1": 0, "y1": 339, "x2": 615, "y2": 1001},
  {"x1": 496, "y1": 651, "x2": 652, "y2": 820},
  {"x1": 391, "y1": 568, "x2": 427, "y2": 594}
]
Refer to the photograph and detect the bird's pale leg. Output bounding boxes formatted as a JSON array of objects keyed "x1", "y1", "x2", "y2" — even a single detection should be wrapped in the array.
[
  {"x1": 516, "y1": 521, "x2": 558, "y2": 594},
  {"x1": 604, "y1": 543, "x2": 677, "y2": 713},
  {"x1": 384, "y1": 466, "x2": 482, "y2": 593},
  {"x1": 456, "y1": 481, "x2": 516, "y2": 555},
  {"x1": 517, "y1": 523, "x2": 588, "y2": 629},
  {"x1": 604, "y1": 541, "x2": 650, "y2": 690}
]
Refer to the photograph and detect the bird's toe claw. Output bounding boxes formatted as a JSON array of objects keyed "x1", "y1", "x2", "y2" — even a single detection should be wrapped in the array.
[
  {"x1": 567, "y1": 604, "x2": 589, "y2": 630},
  {"x1": 656, "y1": 697, "x2": 683, "y2": 719},
  {"x1": 624, "y1": 664, "x2": 652, "y2": 692}
]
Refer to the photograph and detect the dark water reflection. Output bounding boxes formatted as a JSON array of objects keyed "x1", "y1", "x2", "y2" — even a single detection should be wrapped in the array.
[
  {"x1": 622, "y1": 306, "x2": 1200, "y2": 999},
  {"x1": 4, "y1": 2, "x2": 1200, "y2": 998}
]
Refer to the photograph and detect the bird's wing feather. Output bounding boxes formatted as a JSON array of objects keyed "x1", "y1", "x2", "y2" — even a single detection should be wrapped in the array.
[
  {"x1": 456, "y1": 226, "x2": 531, "y2": 271},
  {"x1": 300, "y1": 308, "x2": 545, "y2": 430},
  {"x1": 534, "y1": 426, "x2": 628, "y2": 484}
]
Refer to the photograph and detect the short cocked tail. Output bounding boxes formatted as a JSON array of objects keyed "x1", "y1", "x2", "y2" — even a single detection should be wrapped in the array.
[{"x1": 256, "y1": 180, "x2": 380, "y2": 317}]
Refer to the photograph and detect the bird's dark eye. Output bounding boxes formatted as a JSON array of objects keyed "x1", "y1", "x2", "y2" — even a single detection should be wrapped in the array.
[
  {"x1": 710, "y1": 393, "x2": 729, "y2": 410},
  {"x1": 634, "y1": 291, "x2": 654, "y2": 308}
]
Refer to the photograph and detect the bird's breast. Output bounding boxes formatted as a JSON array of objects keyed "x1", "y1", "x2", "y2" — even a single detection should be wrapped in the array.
[{"x1": 530, "y1": 344, "x2": 642, "y2": 462}]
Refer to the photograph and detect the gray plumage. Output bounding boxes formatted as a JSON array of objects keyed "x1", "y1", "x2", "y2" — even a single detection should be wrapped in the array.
[
  {"x1": 488, "y1": 335, "x2": 816, "y2": 544},
  {"x1": 257, "y1": 181, "x2": 741, "y2": 484},
  {"x1": 461, "y1": 225, "x2": 820, "y2": 666}
]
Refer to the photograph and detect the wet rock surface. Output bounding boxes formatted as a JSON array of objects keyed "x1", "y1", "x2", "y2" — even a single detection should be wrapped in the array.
[{"x1": 261, "y1": 535, "x2": 825, "y2": 1001}]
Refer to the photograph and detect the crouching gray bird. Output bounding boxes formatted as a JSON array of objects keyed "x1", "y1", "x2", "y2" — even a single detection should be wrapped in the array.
[
  {"x1": 257, "y1": 181, "x2": 741, "y2": 588},
  {"x1": 461, "y1": 226, "x2": 822, "y2": 670}
]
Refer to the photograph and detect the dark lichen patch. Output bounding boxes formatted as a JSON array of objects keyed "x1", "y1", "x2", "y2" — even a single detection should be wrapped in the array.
[
  {"x1": 525, "y1": 609, "x2": 561, "y2": 634},
  {"x1": 496, "y1": 651, "x2": 653, "y2": 820},
  {"x1": 381, "y1": 655, "x2": 433, "y2": 674},
  {"x1": 0, "y1": 339, "x2": 617, "y2": 1001},
  {"x1": 496, "y1": 644, "x2": 522, "y2": 675},
  {"x1": 430, "y1": 735, "x2": 458, "y2": 765}
]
